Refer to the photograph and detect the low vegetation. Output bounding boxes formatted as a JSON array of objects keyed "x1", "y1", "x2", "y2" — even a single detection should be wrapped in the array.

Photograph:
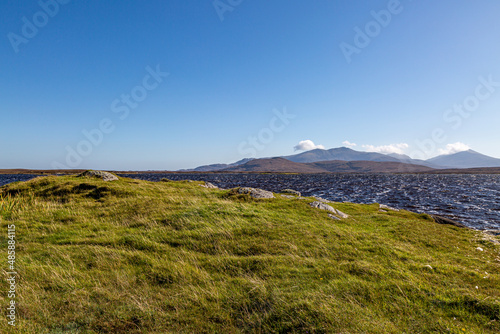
[{"x1": 0, "y1": 175, "x2": 499, "y2": 333}]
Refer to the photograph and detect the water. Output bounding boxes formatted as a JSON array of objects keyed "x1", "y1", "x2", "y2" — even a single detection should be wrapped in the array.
[{"x1": 1, "y1": 173, "x2": 499, "y2": 230}]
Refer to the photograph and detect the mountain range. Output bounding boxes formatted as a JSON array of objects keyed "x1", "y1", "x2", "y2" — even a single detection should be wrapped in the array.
[{"x1": 183, "y1": 147, "x2": 500, "y2": 173}]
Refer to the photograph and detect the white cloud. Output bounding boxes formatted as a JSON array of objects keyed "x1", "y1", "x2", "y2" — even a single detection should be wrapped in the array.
[
  {"x1": 438, "y1": 142, "x2": 471, "y2": 155},
  {"x1": 362, "y1": 143, "x2": 409, "y2": 155},
  {"x1": 342, "y1": 140, "x2": 357, "y2": 148},
  {"x1": 294, "y1": 140, "x2": 325, "y2": 151}
]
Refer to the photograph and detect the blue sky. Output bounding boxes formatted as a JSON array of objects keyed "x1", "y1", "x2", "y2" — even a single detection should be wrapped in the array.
[{"x1": 1, "y1": 0, "x2": 500, "y2": 170}]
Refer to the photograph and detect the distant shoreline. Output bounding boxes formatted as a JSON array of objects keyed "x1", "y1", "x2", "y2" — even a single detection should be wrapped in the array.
[{"x1": 1, "y1": 167, "x2": 500, "y2": 175}]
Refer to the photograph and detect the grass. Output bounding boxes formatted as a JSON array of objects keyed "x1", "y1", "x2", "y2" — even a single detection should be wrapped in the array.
[{"x1": 0, "y1": 174, "x2": 499, "y2": 333}]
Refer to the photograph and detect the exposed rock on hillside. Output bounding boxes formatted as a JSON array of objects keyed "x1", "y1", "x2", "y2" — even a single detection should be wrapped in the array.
[
  {"x1": 238, "y1": 187, "x2": 275, "y2": 199},
  {"x1": 78, "y1": 170, "x2": 119, "y2": 182}
]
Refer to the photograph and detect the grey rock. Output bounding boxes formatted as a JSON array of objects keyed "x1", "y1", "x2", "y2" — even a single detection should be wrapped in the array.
[
  {"x1": 379, "y1": 209, "x2": 388, "y2": 213},
  {"x1": 238, "y1": 187, "x2": 275, "y2": 199},
  {"x1": 314, "y1": 196, "x2": 333, "y2": 203},
  {"x1": 309, "y1": 201, "x2": 349, "y2": 218},
  {"x1": 309, "y1": 201, "x2": 337, "y2": 214},
  {"x1": 280, "y1": 194, "x2": 296, "y2": 199},
  {"x1": 379, "y1": 204, "x2": 399, "y2": 212},
  {"x1": 280, "y1": 189, "x2": 301, "y2": 197},
  {"x1": 328, "y1": 214, "x2": 341, "y2": 220},
  {"x1": 336, "y1": 209, "x2": 349, "y2": 219},
  {"x1": 78, "y1": 170, "x2": 119, "y2": 182},
  {"x1": 200, "y1": 182, "x2": 218, "y2": 189}
]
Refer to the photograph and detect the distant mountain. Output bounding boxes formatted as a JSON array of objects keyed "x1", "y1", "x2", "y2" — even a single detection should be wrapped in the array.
[
  {"x1": 223, "y1": 158, "x2": 435, "y2": 173},
  {"x1": 310, "y1": 160, "x2": 435, "y2": 173},
  {"x1": 183, "y1": 147, "x2": 500, "y2": 172},
  {"x1": 427, "y1": 150, "x2": 500, "y2": 169},
  {"x1": 180, "y1": 158, "x2": 254, "y2": 172},
  {"x1": 283, "y1": 147, "x2": 401, "y2": 163},
  {"x1": 223, "y1": 158, "x2": 328, "y2": 173},
  {"x1": 386, "y1": 153, "x2": 441, "y2": 168}
]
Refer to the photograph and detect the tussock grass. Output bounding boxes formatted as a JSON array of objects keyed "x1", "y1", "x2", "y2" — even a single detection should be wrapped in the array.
[{"x1": 0, "y1": 175, "x2": 499, "y2": 333}]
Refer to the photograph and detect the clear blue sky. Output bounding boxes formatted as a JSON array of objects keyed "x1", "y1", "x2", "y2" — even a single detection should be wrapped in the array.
[{"x1": 2, "y1": 0, "x2": 500, "y2": 170}]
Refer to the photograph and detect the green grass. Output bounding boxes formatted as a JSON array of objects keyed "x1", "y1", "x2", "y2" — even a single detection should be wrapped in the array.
[{"x1": 0, "y1": 175, "x2": 499, "y2": 333}]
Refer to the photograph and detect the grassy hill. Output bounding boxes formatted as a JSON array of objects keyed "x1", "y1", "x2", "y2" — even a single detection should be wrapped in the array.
[{"x1": 0, "y1": 175, "x2": 499, "y2": 333}]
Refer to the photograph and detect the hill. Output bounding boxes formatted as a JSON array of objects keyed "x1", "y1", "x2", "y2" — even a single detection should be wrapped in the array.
[
  {"x1": 310, "y1": 160, "x2": 435, "y2": 173},
  {"x1": 223, "y1": 157, "x2": 328, "y2": 173},
  {"x1": 0, "y1": 174, "x2": 498, "y2": 332},
  {"x1": 224, "y1": 158, "x2": 435, "y2": 173},
  {"x1": 283, "y1": 147, "x2": 402, "y2": 163},
  {"x1": 427, "y1": 150, "x2": 500, "y2": 168},
  {"x1": 180, "y1": 158, "x2": 254, "y2": 172}
]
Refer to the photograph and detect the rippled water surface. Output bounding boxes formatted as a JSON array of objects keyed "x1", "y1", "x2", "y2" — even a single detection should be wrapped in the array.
[{"x1": 2, "y1": 173, "x2": 499, "y2": 230}]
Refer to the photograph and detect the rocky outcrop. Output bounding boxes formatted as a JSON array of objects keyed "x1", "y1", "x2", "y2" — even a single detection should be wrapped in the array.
[
  {"x1": 328, "y1": 214, "x2": 341, "y2": 220},
  {"x1": 238, "y1": 187, "x2": 275, "y2": 199},
  {"x1": 379, "y1": 204, "x2": 399, "y2": 212},
  {"x1": 314, "y1": 196, "x2": 333, "y2": 203},
  {"x1": 309, "y1": 201, "x2": 349, "y2": 219},
  {"x1": 78, "y1": 170, "x2": 118, "y2": 182},
  {"x1": 200, "y1": 182, "x2": 218, "y2": 189}
]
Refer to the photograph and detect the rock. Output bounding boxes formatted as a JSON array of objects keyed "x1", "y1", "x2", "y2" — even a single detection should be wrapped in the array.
[
  {"x1": 200, "y1": 182, "x2": 218, "y2": 189},
  {"x1": 430, "y1": 215, "x2": 467, "y2": 228},
  {"x1": 78, "y1": 170, "x2": 118, "y2": 182},
  {"x1": 309, "y1": 201, "x2": 350, "y2": 218},
  {"x1": 336, "y1": 209, "x2": 349, "y2": 219},
  {"x1": 280, "y1": 194, "x2": 296, "y2": 199},
  {"x1": 238, "y1": 187, "x2": 274, "y2": 199},
  {"x1": 379, "y1": 204, "x2": 399, "y2": 212},
  {"x1": 314, "y1": 196, "x2": 333, "y2": 203},
  {"x1": 328, "y1": 214, "x2": 340, "y2": 221},
  {"x1": 379, "y1": 209, "x2": 388, "y2": 213},
  {"x1": 309, "y1": 201, "x2": 337, "y2": 214},
  {"x1": 476, "y1": 247, "x2": 484, "y2": 252},
  {"x1": 280, "y1": 189, "x2": 301, "y2": 196}
]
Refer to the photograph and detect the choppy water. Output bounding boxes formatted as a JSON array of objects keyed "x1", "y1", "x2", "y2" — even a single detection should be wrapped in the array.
[{"x1": 2, "y1": 173, "x2": 499, "y2": 230}]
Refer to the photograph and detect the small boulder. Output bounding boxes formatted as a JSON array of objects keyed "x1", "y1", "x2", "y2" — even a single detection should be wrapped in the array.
[
  {"x1": 238, "y1": 187, "x2": 274, "y2": 199},
  {"x1": 280, "y1": 189, "x2": 301, "y2": 197},
  {"x1": 309, "y1": 201, "x2": 337, "y2": 214},
  {"x1": 314, "y1": 196, "x2": 333, "y2": 203},
  {"x1": 200, "y1": 182, "x2": 218, "y2": 189},
  {"x1": 78, "y1": 170, "x2": 118, "y2": 182},
  {"x1": 328, "y1": 214, "x2": 341, "y2": 221},
  {"x1": 336, "y1": 209, "x2": 349, "y2": 219},
  {"x1": 379, "y1": 204, "x2": 399, "y2": 212},
  {"x1": 280, "y1": 194, "x2": 296, "y2": 199}
]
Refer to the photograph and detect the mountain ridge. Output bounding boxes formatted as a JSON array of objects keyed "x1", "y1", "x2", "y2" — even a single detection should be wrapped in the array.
[{"x1": 184, "y1": 147, "x2": 500, "y2": 172}]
